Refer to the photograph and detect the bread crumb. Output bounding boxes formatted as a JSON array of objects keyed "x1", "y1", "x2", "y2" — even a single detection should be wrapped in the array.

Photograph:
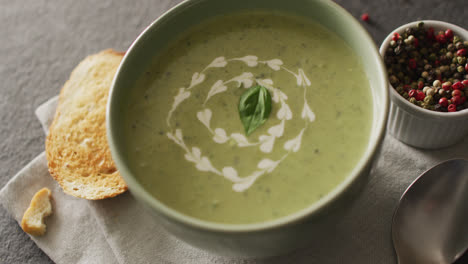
[{"x1": 21, "y1": 188, "x2": 52, "y2": 236}]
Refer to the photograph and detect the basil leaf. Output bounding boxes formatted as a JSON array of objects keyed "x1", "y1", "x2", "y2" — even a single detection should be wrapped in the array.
[{"x1": 238, "y1": 85, "x2": 272, "y2": 136}]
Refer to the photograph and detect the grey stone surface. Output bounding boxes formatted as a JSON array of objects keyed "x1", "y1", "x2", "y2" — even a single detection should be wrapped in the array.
[{"x1": 0, "y1": 0, "x2": 466, "y2": 263}]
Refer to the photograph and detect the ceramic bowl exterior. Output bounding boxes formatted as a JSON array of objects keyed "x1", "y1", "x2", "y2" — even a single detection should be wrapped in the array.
[
  {"x1": 380, "y1": 20, "x2": 468, "y2": 149},
  {"x1": 108, "y1": 0, "x2": 388, "y2": 257}
]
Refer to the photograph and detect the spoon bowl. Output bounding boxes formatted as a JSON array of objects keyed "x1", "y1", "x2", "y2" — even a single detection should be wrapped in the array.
[{"x1": 392, "y1": 159, "x2": 468, "y2": 264}]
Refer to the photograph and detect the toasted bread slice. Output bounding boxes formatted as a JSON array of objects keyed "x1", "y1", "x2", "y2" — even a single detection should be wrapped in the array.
[
  {"x1": 45, "y1": 49, "x2": 127, "y2": 200},
  {"x1": 21, "y1": 188, "x2": 52, "y2": 236}
]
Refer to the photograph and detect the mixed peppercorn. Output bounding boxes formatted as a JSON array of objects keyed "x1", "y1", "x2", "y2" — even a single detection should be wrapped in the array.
[{"x1": 384, "y1": 22, "x2": 468, "y2": 112}]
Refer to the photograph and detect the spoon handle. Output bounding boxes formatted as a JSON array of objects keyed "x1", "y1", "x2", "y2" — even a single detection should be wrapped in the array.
[{"x1": 454, "y1": 248, "x2": 468, "y2": 264}]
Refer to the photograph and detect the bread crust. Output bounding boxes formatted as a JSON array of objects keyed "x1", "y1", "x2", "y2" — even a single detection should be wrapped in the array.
[{"x1": 45, "y1": 49, "x2": 127, "y2": 200}]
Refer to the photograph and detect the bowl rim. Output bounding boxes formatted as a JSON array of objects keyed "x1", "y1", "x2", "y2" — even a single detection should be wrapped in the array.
[
  {"x1": 379, "y1": 20, "x2": 468, "y2": 120},
  {"x1": 107, "y1": 0, "x2": 389, "y2": 233}
]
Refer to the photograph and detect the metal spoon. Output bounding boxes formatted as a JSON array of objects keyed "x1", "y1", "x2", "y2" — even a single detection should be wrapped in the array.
[{"x1": 392, "y1": 159, "x2": 468, "y2": 264}]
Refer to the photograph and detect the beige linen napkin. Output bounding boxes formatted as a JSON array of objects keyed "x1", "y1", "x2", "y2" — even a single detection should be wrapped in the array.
[{"x1": 2, "y1": 96, "x2": 468, "y2": 263}]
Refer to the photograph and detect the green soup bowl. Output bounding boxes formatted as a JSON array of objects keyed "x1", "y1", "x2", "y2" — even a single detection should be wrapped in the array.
[{"x1": 107, "y1": 0, "x2": 388, "y2": 257}]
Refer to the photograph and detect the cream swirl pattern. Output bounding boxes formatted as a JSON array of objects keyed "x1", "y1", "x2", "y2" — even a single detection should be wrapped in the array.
[{"x1": 166, "y1": 56, "x2": 315, "y2": 192}]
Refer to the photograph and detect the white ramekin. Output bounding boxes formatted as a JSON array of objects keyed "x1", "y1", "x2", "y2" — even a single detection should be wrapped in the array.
[{"x1": 380, "y1": 20, "x2": 468, "y2": 149}]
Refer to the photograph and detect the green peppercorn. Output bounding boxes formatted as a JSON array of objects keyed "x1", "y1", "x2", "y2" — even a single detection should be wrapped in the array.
[
  {"x1": 396, "y1": 85, "x2": 404, "y2": 93},
  {"x1": 409, "y1": 97, "x2": 417, "y2": 104},
  {"x1": 450, "y1": 64, "x2": 457, "y2": 71},
  {"x1": 390, "y1": 40, "x2": 397, "y2": 47},
  {"x1": 458, "y1": 66, "x2": 465, "y2": 73},
  {"x1": 426, "y1": 88, "x2": 436, "y2": 96},
  {"x1": 429, "y1": 53, "x2": 437, "y2": 61},
  {"x1": 448, "y1": 44, "x2": 456, "y2": 52},
  {"x1": 424, "y1": 95, "x2": 433, "y2": 104},
  {"x1": 453, "y1": 36, "x2": 461, "y2": 44},
  {"x1": 455, "y1": 42, "x2": 464, "y2": 50},
  {"x1": 389, "y1": 75, "x2": 399, "y2": 85},
  {"x1": 457, "y1": 56, "x2": 467, "y2": 65},
  {"x1": 394, "y1": 46, "x2": 402, "y2": 55},
  {"x1": 421, "y1": 71, "x2": 429, "y2": 78},
  {"x1": 403, "y1": 92, "x2": 409, "y2": 99},
  {"x1": 446, "y1": 51, "x2": 454, "y2": 59}
]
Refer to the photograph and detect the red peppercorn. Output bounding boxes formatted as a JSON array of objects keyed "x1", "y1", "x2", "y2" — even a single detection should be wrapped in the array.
[
  {"x1": 457, "y1": 49, "x2": 467, "y2": 57},
  {"x1": 453, "y1": 81, "x2": 464, "y2": 90},
  {"x1": 435, "y1": 34, "x2": 446, "y2": 44},
  {"x1": 416, "y1": 91, "x2": 425, "y2": 101},
  {"x1": 452, "y1": 95, "x2": 462, "y2": 105},
  {"x1": 448, "y1": 104, "x2": 457, "y2": 112},
  {"x1": 445, "y1": 29, "x2": 454, "y2": 40},
  {"x1": 408, "y1": 58, "x2": 417, "y2": 69},
  {"x1": 465, "y1": 63, "x2": 468, "y2": 72},
  {"x1": 361, "y1": 13, "x2": 369, "y2": 21},
  {"x1": 439, "y1": 97, "x2": 449, "y2": 107},
  {"x1": 403, "y1": 84, "x2": 411, "y2": 91},
  {"x1": 453, "y1": 89, "x2": 462, "y2": 97},
  {"x1": 392, "y1": 32, "x2": 400, "y2": 41},
  {"x1": 442, "y1": 83, "x2": 452, "y2": 90},
  {"x1": 418, "y1": 81, "x2": 424, "y2": 89},
  {"x1": 427, "y1": 27, "x2": 435, "y2": 40},
  {"x1": 413, "y1": 38, "x2": 419, "y2": 48},
  {"x1": 408, "y1": 89, "x2": 417, "y2": 98},
  {"x1": 462, "y1": 80, "x2": 468, "y2": 87}
]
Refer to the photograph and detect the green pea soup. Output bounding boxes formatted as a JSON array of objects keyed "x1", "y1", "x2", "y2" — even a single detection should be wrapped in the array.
[{"x1": 123, "y1": 11, "x2": 373, "y2": 224}]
